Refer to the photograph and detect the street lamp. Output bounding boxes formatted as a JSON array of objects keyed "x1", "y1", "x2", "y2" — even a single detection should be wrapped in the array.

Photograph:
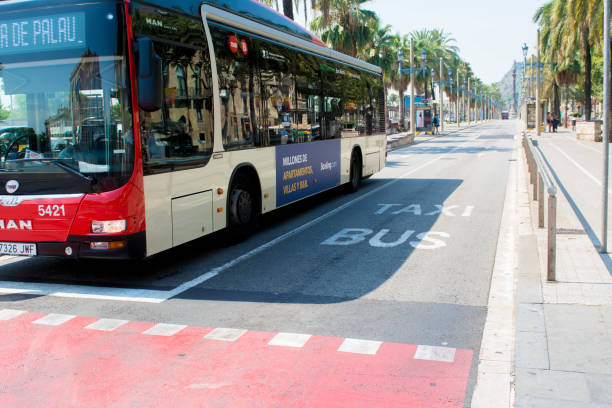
[
  {"x1": 521, "y1": 43, "x2": 529, "y2": 120},
  {"x1": 447, "y1": 68, "x2": 453, "y2": 123},
  {"x1": 420, "y1": 49, "x2": 427, "y2": 76},
  {"x1": 431, "y1": 67, "x2": 436, "y2": 117}
]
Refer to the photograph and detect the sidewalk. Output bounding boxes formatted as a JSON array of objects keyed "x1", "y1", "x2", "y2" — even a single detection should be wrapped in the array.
[
  {"x1": 514, "y1": 130, "x2": 612, "y2": 407},
  {"x1": 386, "y1": 121, "x2": 476, "y2": 150}
]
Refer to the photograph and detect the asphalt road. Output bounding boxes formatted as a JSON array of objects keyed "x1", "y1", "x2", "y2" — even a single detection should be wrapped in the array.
[{"x1": 0, "y1": 120, "x2": 517, "y2": 407}]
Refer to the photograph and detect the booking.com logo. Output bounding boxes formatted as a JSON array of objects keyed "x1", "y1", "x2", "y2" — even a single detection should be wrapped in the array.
[{"x1": 320, "y1": 161, "x2": 337, "y2": 171}]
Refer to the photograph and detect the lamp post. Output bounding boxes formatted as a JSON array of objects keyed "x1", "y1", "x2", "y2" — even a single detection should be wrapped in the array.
[
  {"x1": 536, "y1": 29, "x2": 541, "y2": 136},
  {"x1": 397, "y1": 40, "x2": 427, "y2": 136},
  {"x1": 456, "y1": 71, "x2": 460, "y2": 126},
  {"x1": 448, "y1": 68, "x2": 453, "y2": 125},
  {"x1": 440, "y1": 58, "x2": 445, "y2": 132},
  {"x1": 462, "y1": 77, "x2": 466, "y2": 123},
  {"x1": 431, "y1": 67, "x2": 436, "y2": 117},
  {"x1": 522, "y1": 43, "x2": 529, "y2": 128},
  {"x1": 475, "y1": 86, "x2": 479, "y2": 122},
  {"x1": 467, "y1": 77, "x2": 471, "y2": 125},
  {"x1": 410, "y1": 40, "x2": 415, "y2": 135},
  {"x1": 602, "y1": 0, "x2": 610, "y2": 253}
]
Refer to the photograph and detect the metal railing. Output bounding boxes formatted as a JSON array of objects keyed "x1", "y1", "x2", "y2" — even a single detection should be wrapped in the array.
[{"x1": 522, "y1": 132, "x2": 557, "y2": 281}]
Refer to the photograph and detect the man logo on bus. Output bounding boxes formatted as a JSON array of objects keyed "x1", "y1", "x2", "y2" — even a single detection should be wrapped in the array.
[{"x1": 5, "y1": 180, "x2": 19, "y2": 194}]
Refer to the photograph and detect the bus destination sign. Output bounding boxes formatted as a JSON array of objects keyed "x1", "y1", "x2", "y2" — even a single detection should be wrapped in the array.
[{"x1": 0, "y1": 12, "x2": 86, "y2": 56}]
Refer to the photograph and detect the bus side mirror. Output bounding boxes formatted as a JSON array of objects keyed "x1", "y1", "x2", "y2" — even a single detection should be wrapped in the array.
[{"x1": 136, "y1": 37, "x2": 163, "y2": 112}]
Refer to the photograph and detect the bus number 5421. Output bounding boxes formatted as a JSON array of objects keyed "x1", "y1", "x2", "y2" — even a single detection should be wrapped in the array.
[{"x1": 38, "y1": 205, "x2": 66, "y2": 217}]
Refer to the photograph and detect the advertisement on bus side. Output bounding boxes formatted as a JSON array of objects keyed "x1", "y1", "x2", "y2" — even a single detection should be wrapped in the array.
[{"x1": 275, "y1": 140, "x2": 341, "y2": 207}]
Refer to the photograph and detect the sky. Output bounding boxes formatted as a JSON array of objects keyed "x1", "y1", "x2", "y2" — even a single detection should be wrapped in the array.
[{"x1": 294, "y1": 0, "x2": 547, "y2": 85}]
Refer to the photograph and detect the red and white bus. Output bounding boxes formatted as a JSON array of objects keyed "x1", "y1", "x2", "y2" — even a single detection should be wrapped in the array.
[{"x1": 0, "y1": 0, "x2": 386, "y2": 259}]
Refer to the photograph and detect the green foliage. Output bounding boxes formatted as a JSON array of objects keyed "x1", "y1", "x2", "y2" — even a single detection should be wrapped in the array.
[{"x1": 0, "y1": 105, "x2": 10, "y2": 120}]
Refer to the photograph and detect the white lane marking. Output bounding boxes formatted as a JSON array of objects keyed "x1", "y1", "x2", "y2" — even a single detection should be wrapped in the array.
[
  {"x1": 0, "y1": 130, "x2": 484, "y2": 304},
  {"x1": 204, "y1": 327, "x2": 247, "y2": 342},
  {"x1": 268, "y1": 332, "x2": 312, "y2": 348},
  {"x1": 0, "y1": 282, "x2": 168, "y2": 304},
  {"x1": 85, "y1": 318, "x2": 129, "y2": 332},
  {"x1": 143, "y1": 323, "x2": 187, "y2": 336},
  {"x1": 163, "y1": 132, "x2": 483, "y2": 300},
  {"x1": 462, "y1": 206, "x2": 475, "y2": 217},
  {"x1": 414, "y1": 345, "x2": 456, "y2": 363},
  {"x1": 338, "y1": 338, "x2": 382, "y2": 355},
  {"x1": 33, "y1": 313, "x2": 75, "y2": 326},
  {"x1": 0, "y1": 309, "x2": 26, "y2": 320},
  {"x1": 550, "y1": 144, "x2": 612, "y2": 194},
  {"x1": 564, "y1": 134, "x2": 610, "y2": 154}
]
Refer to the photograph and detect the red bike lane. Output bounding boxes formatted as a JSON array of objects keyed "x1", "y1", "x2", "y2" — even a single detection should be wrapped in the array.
[{"x1": 0, "y1": 309, "x2": 473, "y2": 407}]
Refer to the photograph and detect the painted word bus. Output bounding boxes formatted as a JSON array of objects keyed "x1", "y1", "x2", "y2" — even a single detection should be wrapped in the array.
[{"x1": 0, "y1": 0, "x2": 386, "y2": 259}]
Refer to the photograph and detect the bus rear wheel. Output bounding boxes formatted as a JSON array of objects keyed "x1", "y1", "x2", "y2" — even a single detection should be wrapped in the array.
[{"x1": 347, "y1": 151, "x2": 362, "y2": 193}]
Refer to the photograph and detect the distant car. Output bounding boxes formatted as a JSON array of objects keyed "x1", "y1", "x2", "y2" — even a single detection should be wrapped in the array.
[{"x1": 501, "y1": 111, "x2": 509, "y2": 120}]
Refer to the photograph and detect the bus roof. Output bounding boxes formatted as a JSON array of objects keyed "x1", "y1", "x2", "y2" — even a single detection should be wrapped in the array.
[
  {"x1": 0, "y1": 0, "x2": 381, "y2": 74},
  {"x1": 0, "y1": 0, "x2": 324, "y2": 47},
  {"x1": 143, "y1": 0, "x2": 327, "y2": 47}
]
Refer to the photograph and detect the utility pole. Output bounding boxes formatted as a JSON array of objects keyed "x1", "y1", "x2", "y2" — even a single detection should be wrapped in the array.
[
  {"x1": 512, "y1": 61, "x2": 517, "y2": 115},
  {"x1": 536, "y1": 29, "x2": 542, "y2": 136},
  {"x1": 456, "y1": 71, "x2": 460, "y2": 127},
  {"x1": 410, "y1": 38, "x2": 416, "y2": 136},
  {"x1": 440, "y1": 58, "x2": 445, "y2": 133},
  {"x1": 602, "y1": 0, "x2": 610, "y2": 253},
  {"x1": 467, "y1": 77, "x2": 471, "y2": 125}
]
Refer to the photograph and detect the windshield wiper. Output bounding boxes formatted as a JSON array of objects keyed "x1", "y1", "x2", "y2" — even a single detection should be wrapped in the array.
[
  {"x1": 50, "y1": 160, "x2": 97, "y2": 185},
  {"x1": 3, "y1": 158, "x2": 96, "y2": 184}
]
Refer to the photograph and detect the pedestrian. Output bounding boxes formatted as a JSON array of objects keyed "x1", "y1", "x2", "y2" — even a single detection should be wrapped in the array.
[
  {"x1": 552, "y1": 114, "x2": 559, "y2": 132},
  {"x1": 433, "y1": 115, "x2": 440, "y2": 134},
  {"x1": 546, "y1": 112, "x2": 552, "y2": 133}
]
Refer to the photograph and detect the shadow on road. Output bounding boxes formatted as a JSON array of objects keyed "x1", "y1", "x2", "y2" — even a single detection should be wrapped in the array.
[{"x1": 0, "y1": 178, "x2": 463, "y2": 304}]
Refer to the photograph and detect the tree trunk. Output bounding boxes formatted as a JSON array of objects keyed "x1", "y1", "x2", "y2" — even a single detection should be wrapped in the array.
[
  {"x1": 399, "y1": 89, "x2": 405, "y2": 130},
  {"x1": 283, "y1": 0, "x2": 293, "y2": 20},
  {"x1": 565, "y1": 84, "x2": 569, "y2": 128},
  {"x1": 553, "y1": 81, "x2": 560, "y2": 119},
  {"x1": 584, "y1": 31, "x2": 592, "y2": 120}
]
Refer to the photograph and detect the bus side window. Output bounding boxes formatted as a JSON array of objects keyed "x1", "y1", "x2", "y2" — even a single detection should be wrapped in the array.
[
  {"x1": 294, "y1": 52, "x2": 321, "y2": 143},
  {"x1": 210, "y1": 25, "x2": 260, "y2": 151},
  {"x1": 140, "y1": 41, "x2": 213, "y2": 174},
  {"x1": 256, "y1": 37, "x2": 297, "y2": 147}
]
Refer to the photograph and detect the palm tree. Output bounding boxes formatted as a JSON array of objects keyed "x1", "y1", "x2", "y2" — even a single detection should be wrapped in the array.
[
  {"x1": 535, "y1": 0, "x2": 606, "y2": 120},
  {"x1": 310, "y1": 0, "x2": 377, "y2": 58},
  {"x1": 410, "y1": 29, "x2": 460, "y2": 100}
]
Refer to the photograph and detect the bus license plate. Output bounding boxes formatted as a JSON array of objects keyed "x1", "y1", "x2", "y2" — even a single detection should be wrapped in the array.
[{"x1": 0, "y1": 242, "x2": 37, "y2": 257}]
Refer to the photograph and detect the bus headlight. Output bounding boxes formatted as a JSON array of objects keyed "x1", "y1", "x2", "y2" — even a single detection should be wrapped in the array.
[{"x1": 91, "y1": 220, "x2": 127, "y2": 234}]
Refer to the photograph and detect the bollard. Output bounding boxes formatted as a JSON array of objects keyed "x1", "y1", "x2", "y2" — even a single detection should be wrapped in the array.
[
  {"x1": 547, "y1": 194, "x2": 557, "y2": 281},
  {"x1": 538, "y1": 174, "x2": 545, "y2": 228}
]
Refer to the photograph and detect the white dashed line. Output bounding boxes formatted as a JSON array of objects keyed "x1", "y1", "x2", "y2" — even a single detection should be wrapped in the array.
[
  {"x1": 268, "y1": 332, "x2": 312, "y2": 348},
  {"x1": 338, "y1": 338, "x2": 382, "y2": 355},
  {"x1": 414, "y1": 345, "x2": 456, "y2": 363},
  {"x1": 32, "y1": 313, "x2": 75, "y2": 326},
  {"x1": 204, "y1": 328, "x2": 247, "y2": 342},
  {"x1": 85, "y1": 318, "x2": 129, "y2": 332},
  {"x1": 0, "y1": 309, "x2": 26, "y2": 320},
  {"x1": 143, "y1": 323, "x2": 187, "y2": 336}
]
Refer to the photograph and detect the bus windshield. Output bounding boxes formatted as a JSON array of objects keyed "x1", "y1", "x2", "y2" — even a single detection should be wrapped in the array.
[{"x1": 0, "y1": 1, "x2": 133, "y2": 193}]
